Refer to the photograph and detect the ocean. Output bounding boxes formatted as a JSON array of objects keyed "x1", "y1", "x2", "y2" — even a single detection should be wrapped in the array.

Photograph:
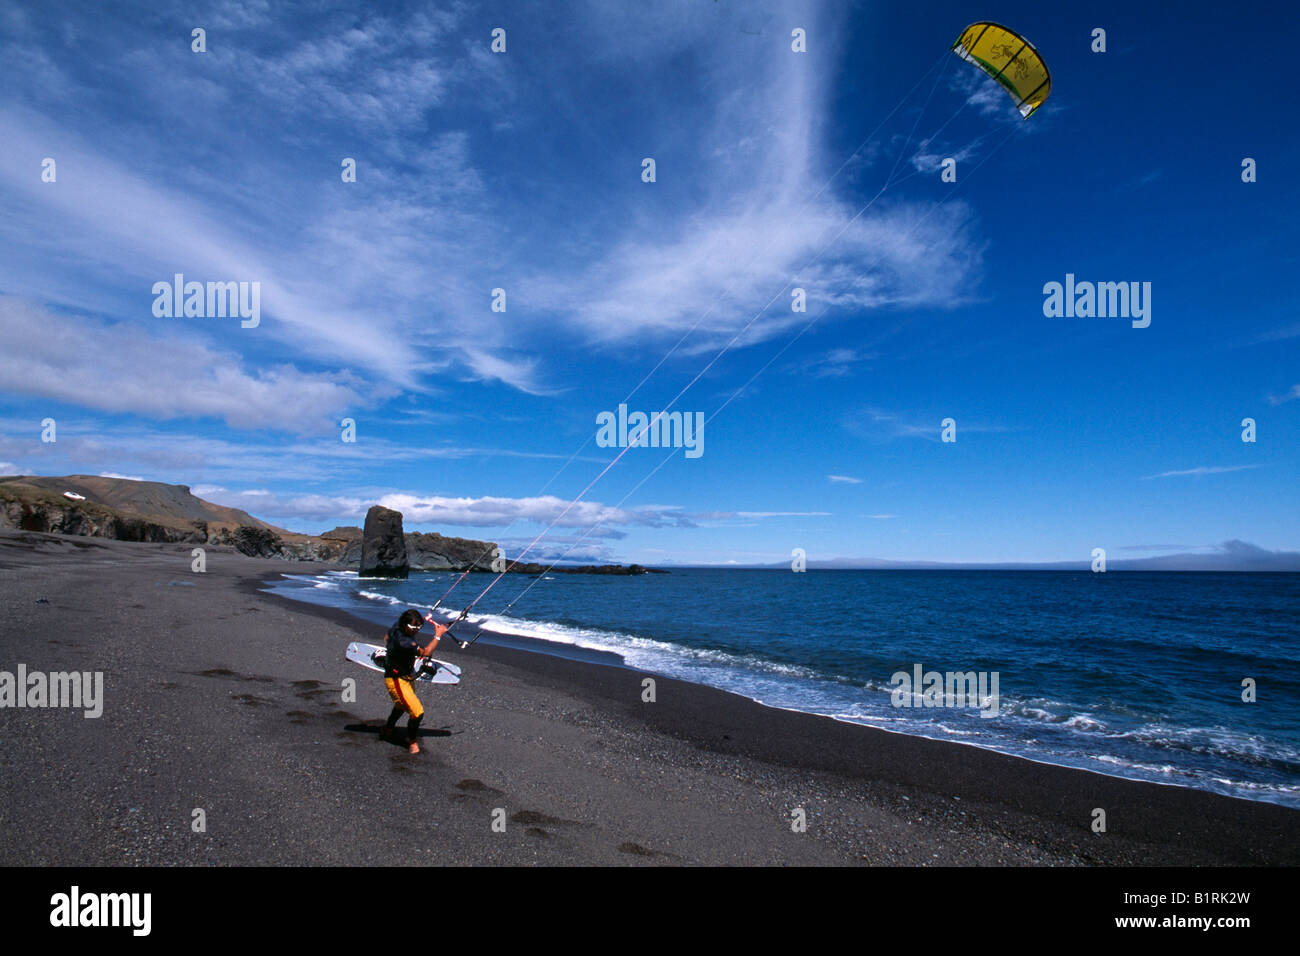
[{"x1": 267, "y1": 567, "x2": 1300, "y2": 808}]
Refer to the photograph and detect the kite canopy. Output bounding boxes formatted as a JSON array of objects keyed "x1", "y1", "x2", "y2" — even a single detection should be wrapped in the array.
[{"x1": 951, "y1": 22, "x2": 1051, "y2": 118}]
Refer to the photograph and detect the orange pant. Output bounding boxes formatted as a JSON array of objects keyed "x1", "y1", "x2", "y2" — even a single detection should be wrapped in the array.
[{"x1": 384, "y1": 676, "x2": 424, "y2": 719}]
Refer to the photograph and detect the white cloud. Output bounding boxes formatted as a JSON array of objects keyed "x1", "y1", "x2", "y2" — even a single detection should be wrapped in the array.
[
  {"x1": 828, "y1": 474, "x2": 862, "y2": 483},
  {"x1": 950, "y1": 64, "x2": 1013, "y2": 118},
  {"x1": 458, "y1": 349, "x2": 564, "y2": 397},
  {"x1": 494, "y1": 534, "x2": 619, "y2": 563},
  {"x1": 378, "y1": 493, "x2": 694, "y2": 530},
  {"x1": 908, "y1": 134, "x2": 983, "y2": 176},
  {"x1": 0, "y1": 417, "x2": 608, "y2": 490},
  {"x1": 844, "y1": 406, "x2": 1010, "y2": 442},
  {"x1": 789, "y1": 348, "x2": 876, "y2": 379},
  {"x1": 515, "y1": 1, "x2": 984, "y2": 359},
  {"x1": 206, "y1": 0, "x2": 275, "y2": 30},
  {"x1": 202, "y1": 489, "x2": 368, "y2": 523},
  {"x1": 689, "y1": 510, "x2": 831, "y2": 520},
  {"x1": 528, "y1": 194, "x2": 982, "y2": 355},
  {"x1": 1267, "y1": 384, "x2": 1300, "y2": 405},
  {"x1": 0, "y1": 297, "x2": 366, "y2": 433},
  {"x1": 0, "y1": 0, "x2": 994, "y2": 412},
  {"x1": 1141, "y1": 465, "x2": 1264, "y2": 480},
  {"x1": 182, "y1": 485, "x2": 710, "y2": 539},
  {"x1": 734, "y1": 511, "x2": 830, "y2": 518},
  {"x1": 0, "y1": 107, "x2": 428, "y2": 378}
]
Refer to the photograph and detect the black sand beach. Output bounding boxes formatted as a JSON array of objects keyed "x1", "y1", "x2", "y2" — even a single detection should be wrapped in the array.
[{"x1": 1, "y1": 529, "x2": 1296, "y2": 866}]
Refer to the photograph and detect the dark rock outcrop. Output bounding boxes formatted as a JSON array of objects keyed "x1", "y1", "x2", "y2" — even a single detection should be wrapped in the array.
[
  {"x1": 322, "y1": 527, "x2": 497, "y2": 570},
  {"x1": 359, "y1": 506, "x2": 408, "y2": 579},
  {"x1": 0, "y1": 478, "x2": 662, "y2": 573},
  {"x1": 406, "y1": 531, "x2": 498, "y2": 571},
  {"x1": 506, "y1": 562, "x2": 667, "y2": 575},
  {"x1": 227, "y1": 526, "x2": 284, "y2": 558},
  {"x1": 2, "y1": 499, "x2": 208, "y2": 544}
]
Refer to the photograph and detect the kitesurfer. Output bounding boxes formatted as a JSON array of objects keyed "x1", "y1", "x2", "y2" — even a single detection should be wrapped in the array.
[{"x1": 379, "y1": 608, "x2": 446, "y2": 754}]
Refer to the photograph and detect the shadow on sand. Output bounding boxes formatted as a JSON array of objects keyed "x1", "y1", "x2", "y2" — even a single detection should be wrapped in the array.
[{"x1": 343, "y1": 722, "x2": 457, "y2": 745}]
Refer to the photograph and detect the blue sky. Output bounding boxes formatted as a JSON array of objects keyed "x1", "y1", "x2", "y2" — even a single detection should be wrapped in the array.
[{"x1": 1, "y1": 0, "x2": 1297, "y2": 566}]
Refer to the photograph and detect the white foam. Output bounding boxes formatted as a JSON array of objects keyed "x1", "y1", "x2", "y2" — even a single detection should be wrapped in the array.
[
  {"x1": 470, "y1": 610, "x2": 831, "y2": 684},
  {"x1": 279, "y1": 578, "x2": 1300, "y2": 809},
  {"x1": 1064, "y1": 714, "x2": 1106, "y2": 732},
  {"x1": 357, "y1": 590, "x2": 403, "y2": 606}
]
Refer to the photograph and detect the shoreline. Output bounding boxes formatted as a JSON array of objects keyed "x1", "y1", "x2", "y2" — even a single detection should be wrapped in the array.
[
  {"x1": 2, "y1": 530, "x2": 1296, "y2": 866},
  {"x1": 254, "y1": 569, "x2": 1300, "y2": 866},
  {"x1": 270, "y1": 566, "x2": 1299, "y2": 813}
]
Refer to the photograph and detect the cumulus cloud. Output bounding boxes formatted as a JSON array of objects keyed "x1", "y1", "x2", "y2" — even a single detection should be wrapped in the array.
[
  {"x1": 184, "y1": 485, "x2": 700, "y2": 534},
  {"x1": 188, "y1": 484, "x2": 830, "y2": 537},
  {"x1": 378, "y1": 493, "x2": 694, "y2": 530}
]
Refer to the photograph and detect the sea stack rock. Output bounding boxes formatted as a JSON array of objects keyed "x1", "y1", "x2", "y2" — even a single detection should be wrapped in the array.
[{"x1": 360, "y1": 505, "x2": 409, "y2": 579}]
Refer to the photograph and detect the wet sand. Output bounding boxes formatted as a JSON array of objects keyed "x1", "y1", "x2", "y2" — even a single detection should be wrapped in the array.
[{"x1": 1, "y1": 529, "x2": 1296, "y2": 866}]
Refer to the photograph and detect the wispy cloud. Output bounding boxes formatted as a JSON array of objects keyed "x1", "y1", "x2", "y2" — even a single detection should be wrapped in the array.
[
  {"x1": 458, "y1": 349, "x2": 565, "y2": 398},
  {"x1": 1267, "y1": 384, "x2": 1300, "y2": 405},
  {"x1": 950, "y1": 63, "x2": 1013, "y2": 119},
  {"x1": 689, "y1": 510, "x2": 831, "y2": 520},
  {"x1": 906, "y1": 134, "x2": 982, "y2": 176},
  {"x1": 0, "y1": 297, "x2": 369, "y2": 433},
  {"x1": 0, "y1": 0, "x2": 992, "y2": 409},
  {"x1": 828, "y1": 474, "x2": 862, "y2": 483},
  {"x1": 1117, "y1": 543, "x2": 1203, "y2": 552},
  {"x1": 1254, "y1": 323, "x2": 1300, "y2": 344},
  {"x1": 733, "y1": 511, "x2": 830, "y2": 518},
  {"x1": 843, "y1": 406, "x2": 1010, "y2": 442},
  {"x1": 1140, "y1": 465, "x2": 1264, "y2": 479},
  {"x1": 529, "y1": 200, "x2": 983, "y2": 355},
  {"x1": 0, "y1": 417, "x2": 604, "y2": 488},
  {"x1": 788, "y1": 348, "x2": 877, "y2": 378}
]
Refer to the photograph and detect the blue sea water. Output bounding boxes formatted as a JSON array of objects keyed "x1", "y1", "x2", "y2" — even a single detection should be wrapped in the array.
[{"x1": 267, "y1": 568, "x2": 1300, "y2": 808}]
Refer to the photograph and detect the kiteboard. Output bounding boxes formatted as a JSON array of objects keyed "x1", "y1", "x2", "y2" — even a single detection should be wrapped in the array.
[{"x1": 345, "y1": 642, "x2": 462, "y2": 685}]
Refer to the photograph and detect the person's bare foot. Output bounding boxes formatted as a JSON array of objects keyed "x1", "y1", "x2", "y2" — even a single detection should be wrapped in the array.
[{"x1": 408, "y1": 741, "x2": 420, "y2": 754}]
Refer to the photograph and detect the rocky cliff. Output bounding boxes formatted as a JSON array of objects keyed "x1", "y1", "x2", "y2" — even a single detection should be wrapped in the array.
[
  {"x1": 359, "y1": 505, "x2": 408, "y2": 578},
  {"x1": 0, "y1": 475, "x2": 658, "y2": 574},
  {"x1": 0, "y1": 476, "x2": 492, "y2": 566}
]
